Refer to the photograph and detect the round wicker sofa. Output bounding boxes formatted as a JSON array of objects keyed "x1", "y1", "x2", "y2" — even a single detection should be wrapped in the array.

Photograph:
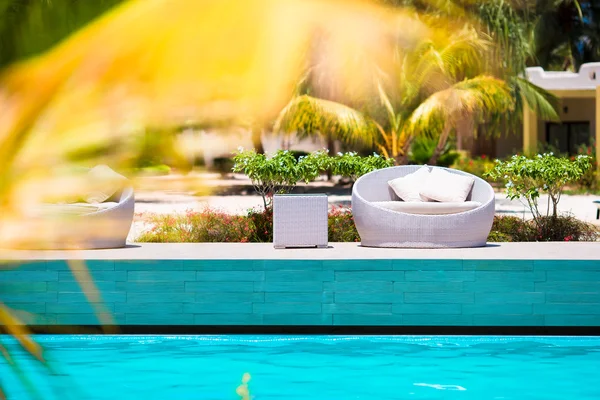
[
  {"x1": 351, "y1": 165, "x2": 495, "y2": 248},
  {"x1": 5, "y1": 186, "x2": 135, "y2": 250}
]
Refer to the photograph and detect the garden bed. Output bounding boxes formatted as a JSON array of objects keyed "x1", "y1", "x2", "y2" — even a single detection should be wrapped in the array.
[{"x1": 136, "y1": 207, "x2": 599, "y2": 243}]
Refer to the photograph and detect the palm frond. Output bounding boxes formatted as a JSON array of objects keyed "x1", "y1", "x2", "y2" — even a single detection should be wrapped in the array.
[
  {"x1": 273, "y1": 95, "x2": 376, "y2": 146},
  {"x1": 477, "y1": 0, "x2": 533, "y2": 77},
  {"x1": 571, "y1": 0, "x2": 583, "y2": 21},
  {"x1": 409, "y1": 75, "x2": 513, "y2": 134},
  {"x1": 67, "y1": 260, "x2": 118, "y2": 332},
  {"x1": 376, "y1": 81, "x2": 397, "y2": 127},
  {"x1": 0, "y1": 304, "x2": 47, "y2": 400},
  {"x1": 406, "y1": 26, "x2": 489, "y2": 95},
  {"x1": 0, "y1": 0, "x2": 432, "y2": 215},
  {"x1": 513, "y1": 76, "x2": 559, "y2": 121},
  {"x1": 0, "y1": 304, "x2": 44, "y2": 363}
]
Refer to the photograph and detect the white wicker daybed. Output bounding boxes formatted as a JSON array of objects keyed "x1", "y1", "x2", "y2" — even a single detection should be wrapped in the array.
[
  {"x1": 351, "y1": 165, "x2": 495, "y2": 248},
  {"x1": 4, "y1": 166, "x2": 135, "y2": 250},
  {"x1": 10, "y1": 186, "x2": 136, "y2": 250}
]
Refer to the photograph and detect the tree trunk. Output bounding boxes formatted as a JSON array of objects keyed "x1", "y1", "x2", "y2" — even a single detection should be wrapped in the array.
[
  {"x1": 251, "y1": 122, "x2": 264, "y2": 154},
  {"x1": 455, "y1": 115, "x2": 474, "y2": 154},
  {"x1": 428, "y1": 125, "x2": 452, "y2": 165},
  {"x1": 474, "y1": 124, "x2": 496, "y2": 157},
  {"x1": 326, "y1": 134, "x2": 335, "y2": 155},
  {"x1": 396, "y1": 153, "x2": 410, "y2": 165},
  {"x1": 326, "y1": 134, "x2": 335, "y2": 180},
  {"x1": 395, "y1": 135, "x2": 414, "y2": 165}
]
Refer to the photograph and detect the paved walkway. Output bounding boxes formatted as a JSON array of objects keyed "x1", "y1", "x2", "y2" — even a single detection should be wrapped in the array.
[{"x1": 134, "y1": 191, "x2": 600, "y2": 220}]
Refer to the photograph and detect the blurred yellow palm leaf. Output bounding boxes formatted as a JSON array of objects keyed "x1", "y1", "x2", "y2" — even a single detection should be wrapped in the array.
[
  {"x1": 0, "y1": 303, "x2": 54, "y2": 400},
  {"x1": 67, "y1": 260, "x2": 118, "y2": 331},
  {"x1": 0, "y1": 0, "x2": 432, "y2": 246},
  {"x1": 0, "y1": 0, "x2": 434, "y2": 243},
  {"x1": 0, "y1": 2, "x2": 428, "y2": 394},
  {"x1": 0, "y1": 0, "x2": 429, "y2": 176},
  {"x1": 0, "y1": 304, "x2": 44, "y2": 363}
]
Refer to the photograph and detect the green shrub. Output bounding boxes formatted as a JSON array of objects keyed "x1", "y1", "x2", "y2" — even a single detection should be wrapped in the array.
[
  {"x1": 452, "y1": 154, "x2": 496, "y2": 181},
  {"x1": 534, "y1": 215, "x2": 599, "y2": 242},
  {"x1": 297, "y1": 149, "x2": 331, "y2": 182},
  {"x1": 245, "y1": 205, "x2": 362, "y2": 244},
  {"x1": 486, "y1": 230, "x2": 512, "y2": 242},
  {"x1": 289, "y1": 150, "x2": 310, "y2": 161},
  {"x1": 488, "y1": 215, "x2": 598, "y2": 242},
  {"x1": 488, "y1": 215, "x2": 535, "y2": 242},
  {"x1": 330, "y1": 152, "x2": 394, "y2": 182},
  {"x1": 232, "y1": 149, "x2": 392, "y2": 209},
  {"x1": 211, "y1": 157, "x2": 234, "y2": 176},
  {"x1": 486, "y1": 154, "x2": 594, "y2": 242},
  {"x1": 247, "y1": 206, "x2": 273, "y2": 243},
  {"x1": 574, "y1": 141, "x2": 599, "y2": 191},
  {"x1": 131, "y1": 128, "x2": 180, "y2": 170},
  {"x1": 232, "y1": 149, "x2": 303, "y2": 210},
  {"x1": 137, "y1": 206, "x2": 363, "y2": 243},
  {"x1": 486, "y1": 153, "x2": 592, "y2": 221},
  {"x1": 137, "y1": 209, "x2": 253, "y2": 243},
  {"x1": 328, "y1": 206, "x2": 360, "y2": 242},
  {"x1": 193, "y1": 155, "x2": 206, "y2": 167},
  {"x1": 410, "y1": 136, "x2": 459, "y2": 167},
  {"x1": 437, "y1": 151, "x2": 461, "y2": 168},
  {"x1": 137, "y1": 208, "x2": 598, "y2": 243}
]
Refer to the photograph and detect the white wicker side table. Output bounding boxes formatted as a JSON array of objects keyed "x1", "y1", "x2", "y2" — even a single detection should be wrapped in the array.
[{"x1": 273, "y1": 194, "x2": 328, "y2": 248}]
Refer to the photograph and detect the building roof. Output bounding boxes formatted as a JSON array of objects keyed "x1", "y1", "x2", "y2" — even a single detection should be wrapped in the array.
[{"x1": 527, "y1": 63, "x2": 600, "y2": 91}]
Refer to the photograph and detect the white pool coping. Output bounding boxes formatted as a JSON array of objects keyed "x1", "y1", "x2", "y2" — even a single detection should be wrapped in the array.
[{"x1": 1, "y1": 242, "x2": 599, "y2": 260}]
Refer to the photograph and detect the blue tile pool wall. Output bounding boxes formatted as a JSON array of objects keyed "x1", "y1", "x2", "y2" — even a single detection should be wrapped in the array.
[{"x1": 1, "y1": 259, "x2": 600, "y2": 326}]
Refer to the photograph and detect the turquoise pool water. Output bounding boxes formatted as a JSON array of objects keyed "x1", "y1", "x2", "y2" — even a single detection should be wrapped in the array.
[{"x1": 2, "y1": 335, "x2": 600, "y2": 399}]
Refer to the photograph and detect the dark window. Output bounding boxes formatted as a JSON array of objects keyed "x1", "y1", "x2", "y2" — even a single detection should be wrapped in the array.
[{"x1": 545, "y1": 122, "x2": 591, "y2": 155}]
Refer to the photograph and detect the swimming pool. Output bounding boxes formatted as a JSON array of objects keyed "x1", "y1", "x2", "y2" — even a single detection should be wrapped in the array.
[{"x1": 2, "y1": 335, "x2": 600, "y2": 399}]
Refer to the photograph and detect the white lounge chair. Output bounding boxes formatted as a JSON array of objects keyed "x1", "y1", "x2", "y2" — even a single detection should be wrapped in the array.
[
  {"x1": 5, "y1": 167, "x2": 135, "y2": 250},
  {"x1": 351, "y1": 165, "x2": 495, "y2": 248}
]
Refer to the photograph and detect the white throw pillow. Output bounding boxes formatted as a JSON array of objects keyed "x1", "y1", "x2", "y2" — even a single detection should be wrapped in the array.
[
  {"x1": 83, "y1": 165, "x2": 128, "y2": 204},
  {"x1": 387, "y1": 166, "x2": 431, "y2": 202},
  {"x1": 419, "y1": 168, "x2": 475, "y2": 202}
]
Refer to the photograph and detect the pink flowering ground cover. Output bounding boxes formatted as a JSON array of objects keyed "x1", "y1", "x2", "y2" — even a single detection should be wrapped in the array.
[{"x1": 136, "y1": 207, "x2": 597, "y2": 243}]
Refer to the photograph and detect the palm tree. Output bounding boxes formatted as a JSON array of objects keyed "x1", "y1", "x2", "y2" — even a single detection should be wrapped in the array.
[
  {"x1": 477, "y1": 0, "x2": 599, "y2": 72},
  {"x1": 532, "y1": 0, "x2": 600, "y2": 71},
  {"x1": 0, "y1": 0, "x2": 123, "y2": 68},
  {"x1": 380, "y1": 0, "x2": 560, "y2": 151},
  {"x1": 469, "y1": 2, "x2": 558, "y2": 147},
  {"x1": 410, "y1": 75, "x2": 513, "y2": 164},
  {"x1": 274, "y1": 25, "x2": 515, "y2": 165},
  {"x1": 273, "y1": 95, "x2": 377, "y2": 154}
]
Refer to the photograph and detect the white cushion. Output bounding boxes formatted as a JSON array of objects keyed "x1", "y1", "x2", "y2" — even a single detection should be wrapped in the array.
[
  {"x1": 374, "y1": 201, "x2": 481, "y2": 215},
  {"x1": 31, "y1": 202, "x2": 119, "y2": 218},
  {"x1": 84, "y1": 165, "x2": 128, "y2": 204},
  {"x1": 419, "y1": 168, "x2": 474, "y2": 202},
  {"x1": 387, "y1": 166, "x2": 431, "y2": 202}
]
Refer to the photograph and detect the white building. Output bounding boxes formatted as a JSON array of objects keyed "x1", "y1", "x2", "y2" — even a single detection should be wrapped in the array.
[{"x1": 495, "y1": 63, "x2": 600, "y2": 165}]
